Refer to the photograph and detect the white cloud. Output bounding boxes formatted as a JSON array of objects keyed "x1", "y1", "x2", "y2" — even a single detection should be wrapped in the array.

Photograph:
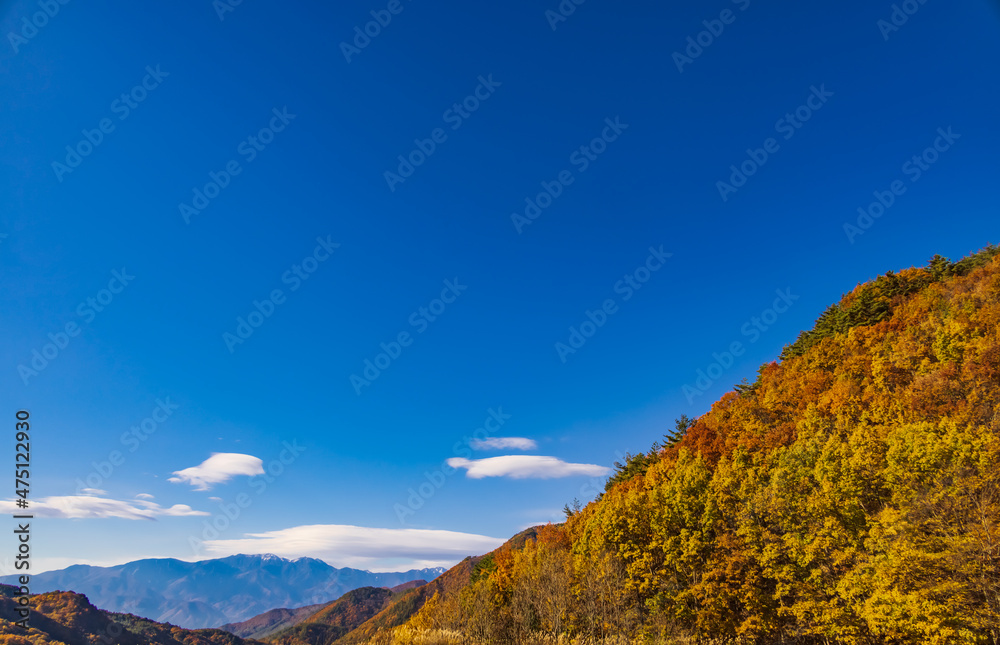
[
  {"x1": 0, "y1": 555, "x2": 139, "y2": 576},
  {"x1": 470, "y1": 437, "x2": 537, "y2": 451},
  {"x1": 199, "y1": 524, "x2": 506, "y2": 571},
  {"x1": 135, "y1": 493, "x2": 155, "y2": 500},
  {"x1": 168, "y1": 453, "x2": 265, "y2": 491},
  {"x1": 0, "y1": 495, "x2": 208, "y2": 520},
  {"x1": 446, "y1": 455, "x2": 610, "y2": 479},
  {"x1": 80, "y1": 488, "x2": 107, "y2": 496}
]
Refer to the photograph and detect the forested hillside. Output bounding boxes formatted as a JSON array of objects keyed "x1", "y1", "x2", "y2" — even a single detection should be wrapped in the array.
[
  {"x1": 354, "y1": 247, "x2": 1000, "y2": 644},
  {"x1": 0, "y1": 586, "x2": 264, "y2": 645}
]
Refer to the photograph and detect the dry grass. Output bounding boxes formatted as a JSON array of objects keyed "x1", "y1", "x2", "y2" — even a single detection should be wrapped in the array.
[{"x1": 362, "y1": 626, "x2": 693, "y2": 645}]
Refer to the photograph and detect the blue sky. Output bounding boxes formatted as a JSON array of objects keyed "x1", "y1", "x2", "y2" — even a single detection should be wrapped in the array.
[{"x1": 1, "y1": 0, "x2": 998, "y2": 573}]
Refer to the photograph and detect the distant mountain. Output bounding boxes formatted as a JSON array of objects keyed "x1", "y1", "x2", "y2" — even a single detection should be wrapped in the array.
[
  {"x1": 333, "y1": 528, "x2": 541, "y2": 645},
  {"x1": 219, "y1": 602, "x2": 327, "y2": 640},
  {"x1": 0, "y1": 554, "x2": 443, "y2": 629},
  {"x1": 0, "y1": 584, "x2": 264, "y2": 645},
  {"x1": 265, "y1": 587, "x2": 396, "y2": 645},
  {"x1": 220, "y1": 581, "x2": 426, "y2": 640},
  {"x1": 205, "y1": 531, "x2": 538, "y2": 645},
  {"x1": 385, "y1": 580, "x2": 426, "y2": 594}
]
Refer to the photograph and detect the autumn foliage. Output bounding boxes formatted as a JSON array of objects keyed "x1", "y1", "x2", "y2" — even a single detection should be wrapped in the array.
[
  {"x1": 380, "y1": 248, "x2": 1000, "y2": 644},
  {"x1": 0, "y1": 588, "x2": 265, "y2": 645}
]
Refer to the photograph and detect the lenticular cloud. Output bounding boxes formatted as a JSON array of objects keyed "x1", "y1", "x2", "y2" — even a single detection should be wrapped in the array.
[
  {"x1": 200, "y1": 524, "x2": 506, "y2": 571},
  {"x1": 168, "y1": 453, "x2": 265, "y2": 490},
  {"x1": 446, "y1": 455, "x2": 610, "y2": 479}
]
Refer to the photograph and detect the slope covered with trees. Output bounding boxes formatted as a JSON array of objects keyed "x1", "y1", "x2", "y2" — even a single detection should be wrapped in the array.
[
  {"x1": 220, "y1": 604, "x2": 328, "y2": 640},
  {"x1": 350, "y1": 247, "x2": 1000, "y2": 644},
  {"x1": 0, "y1": 586, "x2": 265, "y2": 645},
  {"x1": 265, "y1": 587, "x2": 397, "y2": 645},
  {"x1": 330, "y1": 529, "x2": 540, "y2": 645}
]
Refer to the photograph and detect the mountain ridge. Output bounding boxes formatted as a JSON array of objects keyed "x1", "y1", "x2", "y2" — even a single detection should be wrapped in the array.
[
  {"x1": 0, "y1": 554, "x2": 443, "y2": 629},
  {"x1": 219, "y1": 581, "x2": 427, "y2": 640},
  {"x1": 0, "y1": 584, "x2": 268, "y2": 645}
]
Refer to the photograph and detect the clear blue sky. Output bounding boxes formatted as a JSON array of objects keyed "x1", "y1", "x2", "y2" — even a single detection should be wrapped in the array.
[{"x1": 1, "y1": 0, "x2": 997, "y2": 573}]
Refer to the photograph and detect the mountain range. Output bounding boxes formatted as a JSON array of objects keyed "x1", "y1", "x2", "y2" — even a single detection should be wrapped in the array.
[
  {"x1": 0, "y1": 554, "x2": 442, "y2": 629},
  {"x1": 0, "y1": 528, "x2": 528, "y2": 645},
  {"x1": 218, "y1": 580, "x2": 426, "y2": 640}
]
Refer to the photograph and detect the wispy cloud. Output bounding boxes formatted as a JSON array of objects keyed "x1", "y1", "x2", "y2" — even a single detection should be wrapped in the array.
[
  {"x1": 470, "y1": 437, "x2": 537, "y2": 450},
  {"x1": 168, "y1": 453, "x2": 265, "y2": 491},
  {"x1": 1, "y1": 555, "x2": 172, "y2": 576},
  {"x1": 0, "y1": 495, "x2": 208, "y2": 520},
  {"x1": 446, "y1": 455, "x2": 610, "y2": 479},
  {"x1": 199, "y1": 524, "x2": 506, "y2": 571},
  {"x1": 135, "y1": 493, "x2": 155, "y2": 500}
]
